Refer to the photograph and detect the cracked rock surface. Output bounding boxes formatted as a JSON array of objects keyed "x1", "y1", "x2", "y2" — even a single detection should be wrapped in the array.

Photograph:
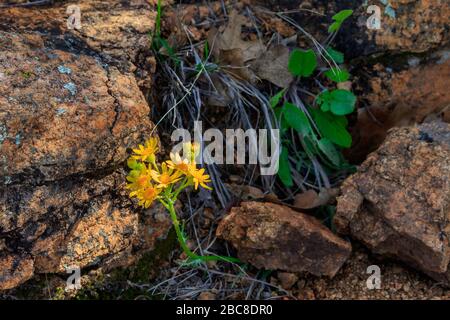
[
  {"x1": 0, "y1": 1, "x2": 170, "y2": 290},
  {"x1": 335, "y1": 122, "x2": 450, "y2": 285},
  {"x1": 217, "y1": 201, "x2": 352, "y2": 277},
  {"x1": 0, "y1": 31, "x2": 152, "y2": 185}
]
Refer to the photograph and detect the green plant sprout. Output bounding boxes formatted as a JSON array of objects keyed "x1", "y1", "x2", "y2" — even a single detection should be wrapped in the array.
[{"x1": 271, "y1": 9, "x2": 356, "y2": 187}]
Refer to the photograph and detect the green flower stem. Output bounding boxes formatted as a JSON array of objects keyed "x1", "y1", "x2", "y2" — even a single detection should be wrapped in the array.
[
  {"x1": 172, "y1": 177, "x2": 189, "y2": 199},
  {"x1": 161, "y1": 197, "x2": 240, "y2": 264}
]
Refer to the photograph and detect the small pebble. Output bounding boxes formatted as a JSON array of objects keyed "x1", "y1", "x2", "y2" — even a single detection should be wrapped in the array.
[
  {"x1": 198, "y1": 292, "x2": 216, "y2": 300},
  {"x1": 277, "y1": 272, "x2": 298, "y2": 290}
]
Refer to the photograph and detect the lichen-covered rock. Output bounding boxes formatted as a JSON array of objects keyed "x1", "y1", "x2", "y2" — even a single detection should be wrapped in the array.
[
  {"x1": 0, "y1": 254, "x2": 34, "y2": 291},
  {"x1": 335, "y1": 122, "x2": 450, "y2": 284},
  {"x1": 0, "y1": 1, "x2": 169, "y2": 290},
  {"x1": 266, "y1": 0, "x2": 449, "y2": 57},
  {"x1": 0, "y1": 31, "x2": 153, "y2": 185},
  {"x1": 0, "y1": 0, "x2": 156, "y2": 90},
  {"x1": 217, "y1": 201, "x2": 352, "y2": 277},
  {"x1": 364, "y1": 0, "x2": 449, "y2": 54},
  {"x1": 340, "y1": 0, "x2": 450, "y2": 57},
  {"x1": 0, "y1": 170, "x2": 171, "y2": 290}
]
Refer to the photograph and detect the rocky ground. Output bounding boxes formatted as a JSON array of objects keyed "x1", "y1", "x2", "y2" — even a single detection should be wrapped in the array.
[
  {"x1": 295, "y1": 244, "x2": 450, "y2": 300},
  {"x1": 1, "y1": 0, "x2": 449, "y2": 300}
]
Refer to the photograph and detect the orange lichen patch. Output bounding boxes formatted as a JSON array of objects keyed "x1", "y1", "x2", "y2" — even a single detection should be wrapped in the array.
[
  {"x1": 217, "y1": 201, "x2": 352, "y2": 277},
  {"x1": 60, "y1": 202, "x2": 138, "y2": 267},
  {"x1": 20, "y1": 173, "x2": 173, "y2": 274},
  {"x1": 0, "y1": 31, "x2": 153, "y2": 184},
  {"x1": 0, "y1": 255, "x2": 34, "y2": 290},
  {"x1": 373, "y1": 0, "x2": 449, "y2": 52}
]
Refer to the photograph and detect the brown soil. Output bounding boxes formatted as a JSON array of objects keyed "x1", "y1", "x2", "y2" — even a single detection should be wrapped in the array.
[{"x1": 293, "y1": 243, "x2": 450, "y2": 300}]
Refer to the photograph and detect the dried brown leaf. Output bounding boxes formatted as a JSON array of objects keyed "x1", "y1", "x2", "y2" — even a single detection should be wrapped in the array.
[
  {"x1": 207, "y1": 10, "x2": 265, "y2": 82},
  {"x1": 250, "y1": 45, "x2": 293, "y2": 88},
  {"x1": 213, "y1": 10, "x2": 265, "y2": 62}
]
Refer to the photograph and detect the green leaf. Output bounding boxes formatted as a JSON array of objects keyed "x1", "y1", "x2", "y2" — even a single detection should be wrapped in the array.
[
  {"x1": 328, "y1": 21, "x2": 341, "y2": 33},
  {"x1": 328, "y1": 9, "x2": 353, "y2": 33},
  {"x1": 278, "y1": 146, "x2": 293, "y2": 187},
  {"x1": 329, "y1": 90, "x2": 356, "y2": 115},
  {"x1": 325, "y1": 47, "x2": 344, "y2": 64},
  {"x1": 303, "y1": 133, "x2": 320, "y2": 157},
  {"x1": 317, "y1": 138, "x2": 341, "y2": 167},
  {"x1": 204, "y1": 41, "x2": 209, "y2": 60},
  {"x1": 332, "y1": 9, "x2": 353, "y2": 22},
  {"x1": 310, "y1": 108, "x2": 352, "y2": 148},
  {"x1": 283, "y1": 102, "x2": 312, "y2": 136},
  {"x1": 154, "y1": 37, "x2": 180, "y2": 65},
  {"x1": 155, "y1": 0, "x2": 162, "y2": 36},
  {"x1": 274, "y1": 107, "x2": 289, "y2": 133},
  {"x1": 288, "y1": 49, "x2": 317, "y2": 77},
  {"x1": 335, "y1": 114, "x2": 348, "y2": 127},
  {"x1": 270, "y1": 88, "x2": 286, "y2": 108},
  {"x1": 324, "y1": 67, "x2": 350, "y2": 83},
  {"x1": 317, "y1": 90, "x2": 332, "y2": 112},
  {"x1": 317, "y1": 89, "x2": 356, "y2": 116}
]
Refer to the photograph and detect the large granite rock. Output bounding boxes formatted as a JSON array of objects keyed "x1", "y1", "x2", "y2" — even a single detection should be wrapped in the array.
[
  {"x1": 0, "y1": 31, "x2": 153, "y2": 185},
  {"x1": 0, "y1": 1, "x2": 170, "y2": 290},
  {"x1": 217, "y1": 201, "x2": 352, "y2": 277},
  {"x1": 0, "y1": 171, "x2": 171, "y2": 290},
  {"x1": 0, "y1": 0, "x2": 156, "y2": 90},
  {"x1": 335, "y1": 122, "x2": 450, "y2": 284}
]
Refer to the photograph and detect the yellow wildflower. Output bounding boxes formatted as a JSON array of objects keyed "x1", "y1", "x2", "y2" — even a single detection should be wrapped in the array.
[
  {"x1": 188, "y1": 166, "x2": 212, "y2": 190},
  {"x1": 135, "y1": 184, "x2": 161, "y2": 208},
  {"x1": 126, "y1": 165, "x2": 152, "y2": 193},
  {"x1": 151, "y1": 162, "x2": 182, "y2": 188},
  {"x1": 132, "y1": 137, "x2": 159, "y2": 162},
  {"x1": 166, "y1": 152, "x2": 191, "y2": 174}
]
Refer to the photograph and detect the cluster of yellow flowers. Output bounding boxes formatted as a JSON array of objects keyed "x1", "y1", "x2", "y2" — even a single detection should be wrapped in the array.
[
  {"x1": 126, "y1": 137, "x2": 239, "y2": 264},
  {"x1": 126, "y1": 137, "x2": 212, "y2": 208}
]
